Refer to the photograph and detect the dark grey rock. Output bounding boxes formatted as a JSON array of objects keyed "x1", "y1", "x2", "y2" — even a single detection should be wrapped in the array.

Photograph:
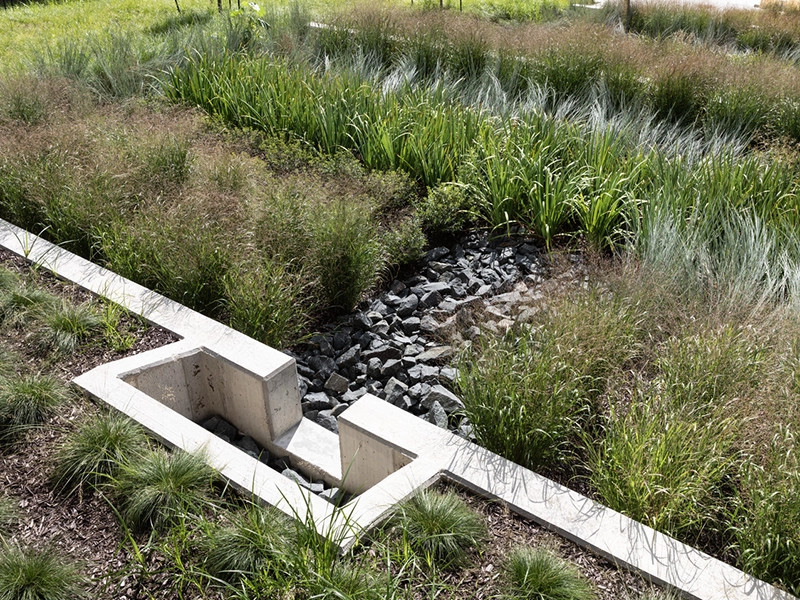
[
  {"x1": 381, "y1": 358, "x2": 402, "y2": 379},
  {"x1": 354, "y1": 312, "x2": 373, "y2": 330},
  {"x1": 440, "y1": 366, "x2": 459, "y2": 385},
  {"x1": 403, "y1": 343, "x2": 424, "y2": 357},
  {"x1": 282, "y1": 468, "x2": 324, "y2": 493},
  {"x1": 424, "y1": 401, "x2": 448, "y2": 428},
  {"x1": 401, "y1": 356, "x2": 417, "y2": 369},
  {"x1": 421, "y1": 385, "x2": 464, "y2": 413},
  {"x1": 396, "y1": 294, "x2": 419, "y2": 318},
  {"x1": 408, "y1": 364, "x2": 439, "y2": 383},
  {"x1": 366, "y1": 357, "x2": 383, "y2": 379},
  {"x1": 332, "y1": 403, "x2": 349, "y2": 418},
  {"x1": 394, "y1": 395, "x2": 415, "y2": 410},
  {"x1": 384, "y1": 377, "x2": 408, "y2": 405},
  {"x1": 372, "y1": 320, "x2": 390, "y2": 336},
  {"x1": 308, "y1": 355, "x2": 337, "y2": 381},
  {"x1": 213, "y1": 418, "x2": 238, "y2": 441},
  {"x1": 363, "y1": 346, "x2": 403, "y2": 362},
  {"x1": 390, "y1": 279, "x2": 407, "y2": 295},
  {"x1": 296, "y1": 363, "x2": 316, "y2": 379},
  {"x1": 427, "y1": 260, "x2": 451, "y2": 274},
  {"x1": 402, "y1": 317, "x2": 420, "y2": 335},
  {"x1": 425, "y1": 247, "x2": 450, "y2": 262},
  {"x1": 316, "y1": 412, "x2": 339, "y2": 434},
  {"x1": 416, "y1": 346, "x2": 454, "y2": 363},
  {"x1": 333, "y1": 331, "x2": 352, "y2": 351},
  {"x1": 201, "y1": 416, "x2": 220, "y2": 432},
  {"x1": 302, "y1": 391, "x2": 333, "y2": 411},
  {"x1": 422, "y1": 281, "x2": 453, "y2": 295},
  {"x1": 408, "y1": 382, "x2": 431, "y2": 401},
  {"x1": 237, "y1": 436, "x2": 261, "y2": 458},
  {"x1": 419, "y1": 315, "x2": 439, "y2": 334},
  {"x1": 420, "y1": 290, "x2": 443, "y2": 308},
  {"x1": 297, "y1": 376, "x2": 309, "y2": 400},
  {"x1": 324, "y1": 372, "x2": 349, "y2": 394},
  {"x1": 336, "y1": 346, "x2": 360, "y2": 368}
]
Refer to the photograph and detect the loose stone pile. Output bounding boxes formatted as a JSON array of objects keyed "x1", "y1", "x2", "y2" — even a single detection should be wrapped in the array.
[{"x1": 289, "y1": 232, "x2": 548, "y2": 438}]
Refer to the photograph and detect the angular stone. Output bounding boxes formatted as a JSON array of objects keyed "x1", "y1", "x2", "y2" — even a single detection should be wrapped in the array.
[
  {"x1": 342, "y1": 387, "x2": 367, "y2": 404},
  {"x1": 316, "y1": 412, "x2": 339, "y2": 434},
  {"x1": 390, "y1": 279, "x2": 407, "y2": 295},
  {"x1": 213, "y1": 417, "x2": 238, "y2": 441},
  {"x1": 421, "y1": 384, "x2": 464, "y2": 413},
  {"x1": 422, "y1": 281, "x2": 453, "y2": 295},
  {"x1": 366, "y1": 357, "x2": 383, "y2": 379},
  {"x1": 333, "y1": 331, "x2": 352, "y2": 351},
  {"x1": 420, "y1": 290, "x2": 443, "y2": 309},
  {"x1": 297, "y1": 376, "x2": 309, "y2": 400},
  {"x1": 296, "y1": 362, "x2": 316, "y2": 379},
  {"x1": 439, "y1": 366, "x2": 459, "y2": 385},
  {"x1": 236, "y1": 435, "x2": 261, "y2": 458},
  {"x1": 319, "y1": 487, "x2": 342, "y2": 503},
  {"x1": 394, "y1": 395, "x2": 415, "y2": 411},
  {"x1": 396, "y1": 294, "x2": 419, "y2": 318},
  {"x1": 301, "y1": 391, "x2": 333, "y2": 412},
  {"x1": 424, "y1": 401, "x2": 448, "y2": 428},
  {"x1": 336, "y1": 345, "x2": 361, "y2": 368},
  {"x1": 308, "y1": 355, "x2": 337, "y2": 381},
  {"x1": 428, "y1": 260, "x2": 452, "y2": 273},
  {"x1": 408, "y1": 364, "x2": 439, "y2": 383},
  {"x1": 419, "y1": 315, "x2": 439, "y2": 334},
  {"x1": 384, "y1": 377, "x2": 408, "y2": 405},
  {"x1": 282, "y1": 468, "x2": 324, "y2": 493},
  {"x1": 381, "y1": 358, "x2": 402, "y2": 378},
  {"x1": 363, "y1": 346, "x2": 403, "y2": 362},
  {"x1": 332, "y1": 403, "x2": 349, "y2": 418},
  {"x1": 425, "y1": 246, "x2": 450, "y2": 262},
  {"x1": 403, "y1": 343, "x2": 424, "y2": 357},
  {"x1": 408, "y1": 382, "x2": 432, "y2": 401},
  {"x1": 354, "y1": 312, "x2": 373, "y2": 330},
  {"x1": 416, "y1": 346, "x2": 454, "y2": 363},
  {"x1": 372, "y1": 320, "x2": 390, "y2": 336},
  {"x1": 324, "y1": 372, "x2": 349, "y2": 394}
]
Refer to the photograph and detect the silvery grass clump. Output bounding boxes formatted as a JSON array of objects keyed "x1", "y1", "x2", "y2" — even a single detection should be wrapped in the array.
[
  {"x1": 0, "y1": 373, "x2": 66, "y2": 444},
  {"x1": 52, "y1": 412, "x2": 147, "y2": 496},
  {"x1": 0, "y1": 497, "x2": 17, "y2": 542},
  {"x1": 0, "y1": 546, "x2": 87, "y2": 600},
  {"x1": 112, "y1": 448, "x2": 214, "y2": 532},
  {"x1": 502, "y1": 547, "x2": 594, "y2": 600},
  {"x1": 390, "y1": 489, "x2": 487, "y2": 571}
]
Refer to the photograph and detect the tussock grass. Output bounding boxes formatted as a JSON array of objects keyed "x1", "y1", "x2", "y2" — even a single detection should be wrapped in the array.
[
  {"x1": 113, "y1": 448, "x2": 214, "y2": 532},
  {"x1": 203, "y1": 503, "x2": 295, "y2": 582},
  {"x1": 34, "y1": 300, "x2": 102, "y2": 355},
  {"x1": 390, "y1": 488, "x2": 486, "y2": 571},
  {"x1": 0, "y1": 373, "x2": 66, "y2": 443},
  {"x1": 52, "y1": 412, "x2": 147, "y2": 496},
  {"x1": 503, "y1": 546, "x2": 594, "y2": 600},
  {"x1": 0, "y1": 546, "x2": 86, "y2": 600}
]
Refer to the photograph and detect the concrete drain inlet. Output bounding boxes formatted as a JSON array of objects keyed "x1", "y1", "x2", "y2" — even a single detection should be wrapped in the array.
[{"x1": 0, "y1": 218, "x2": 792, "y2": 600}]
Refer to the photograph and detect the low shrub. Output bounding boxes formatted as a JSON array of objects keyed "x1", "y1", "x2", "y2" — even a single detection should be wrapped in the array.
[
  {"x1": 503, "y1": 546, "x2": 594, "y2": 600},
  {"x1": 415, "y1": 182, "x2": 476, "y2": 235}
]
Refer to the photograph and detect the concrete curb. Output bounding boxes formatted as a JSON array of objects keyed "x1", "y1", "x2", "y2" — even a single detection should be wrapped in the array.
[{"x1": 0, "y1": 218, "x2": 792, "y2": 600}]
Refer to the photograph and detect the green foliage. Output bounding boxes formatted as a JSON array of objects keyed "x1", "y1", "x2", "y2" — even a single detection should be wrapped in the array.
[
  {"x1": 52, "y1": 412, "x2": 147, "y2": 496},
  {"x1": 223, "y1": 257, "x2": 311, "y2": 349},
  {"x1": 459, "y1": 291, "x2": 641, "y2": 470},
  {"x1": 0, "y1": 373, "x2": 66, "y2": 443},
  {"x1": 503, "y1": 547, "x2": 594, "y2": 600},
  {"x1": 415, "y1": 183, "x2": 475, "y2": 235},
  {"x1": 311, "y1": 200, "x2": 384, "y2": 313},
  {"x1": 391, "y1": 489, "x2": 486, "y2": 571},
  {"x1": 382, "y1": 217, "x2": 426, "y2": 269},
  {"x1": 733, "y1": 427, "x2": 800, "y2": 595},
  {"x1": 203, "y1": 503, "x2": 295, "y2": 582},
  {"x1": 585, "y1": 391, "x2": 738, "y2": 545},
  {"x1": 113, "y1": 448, "x2": 214, "y2": 532},
  {"x1": 0, "y1": 546, "x2": 86, "y2": 600},
  {"x1": 35, "y1": 300, "x2": 102, "y2": 355}
]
